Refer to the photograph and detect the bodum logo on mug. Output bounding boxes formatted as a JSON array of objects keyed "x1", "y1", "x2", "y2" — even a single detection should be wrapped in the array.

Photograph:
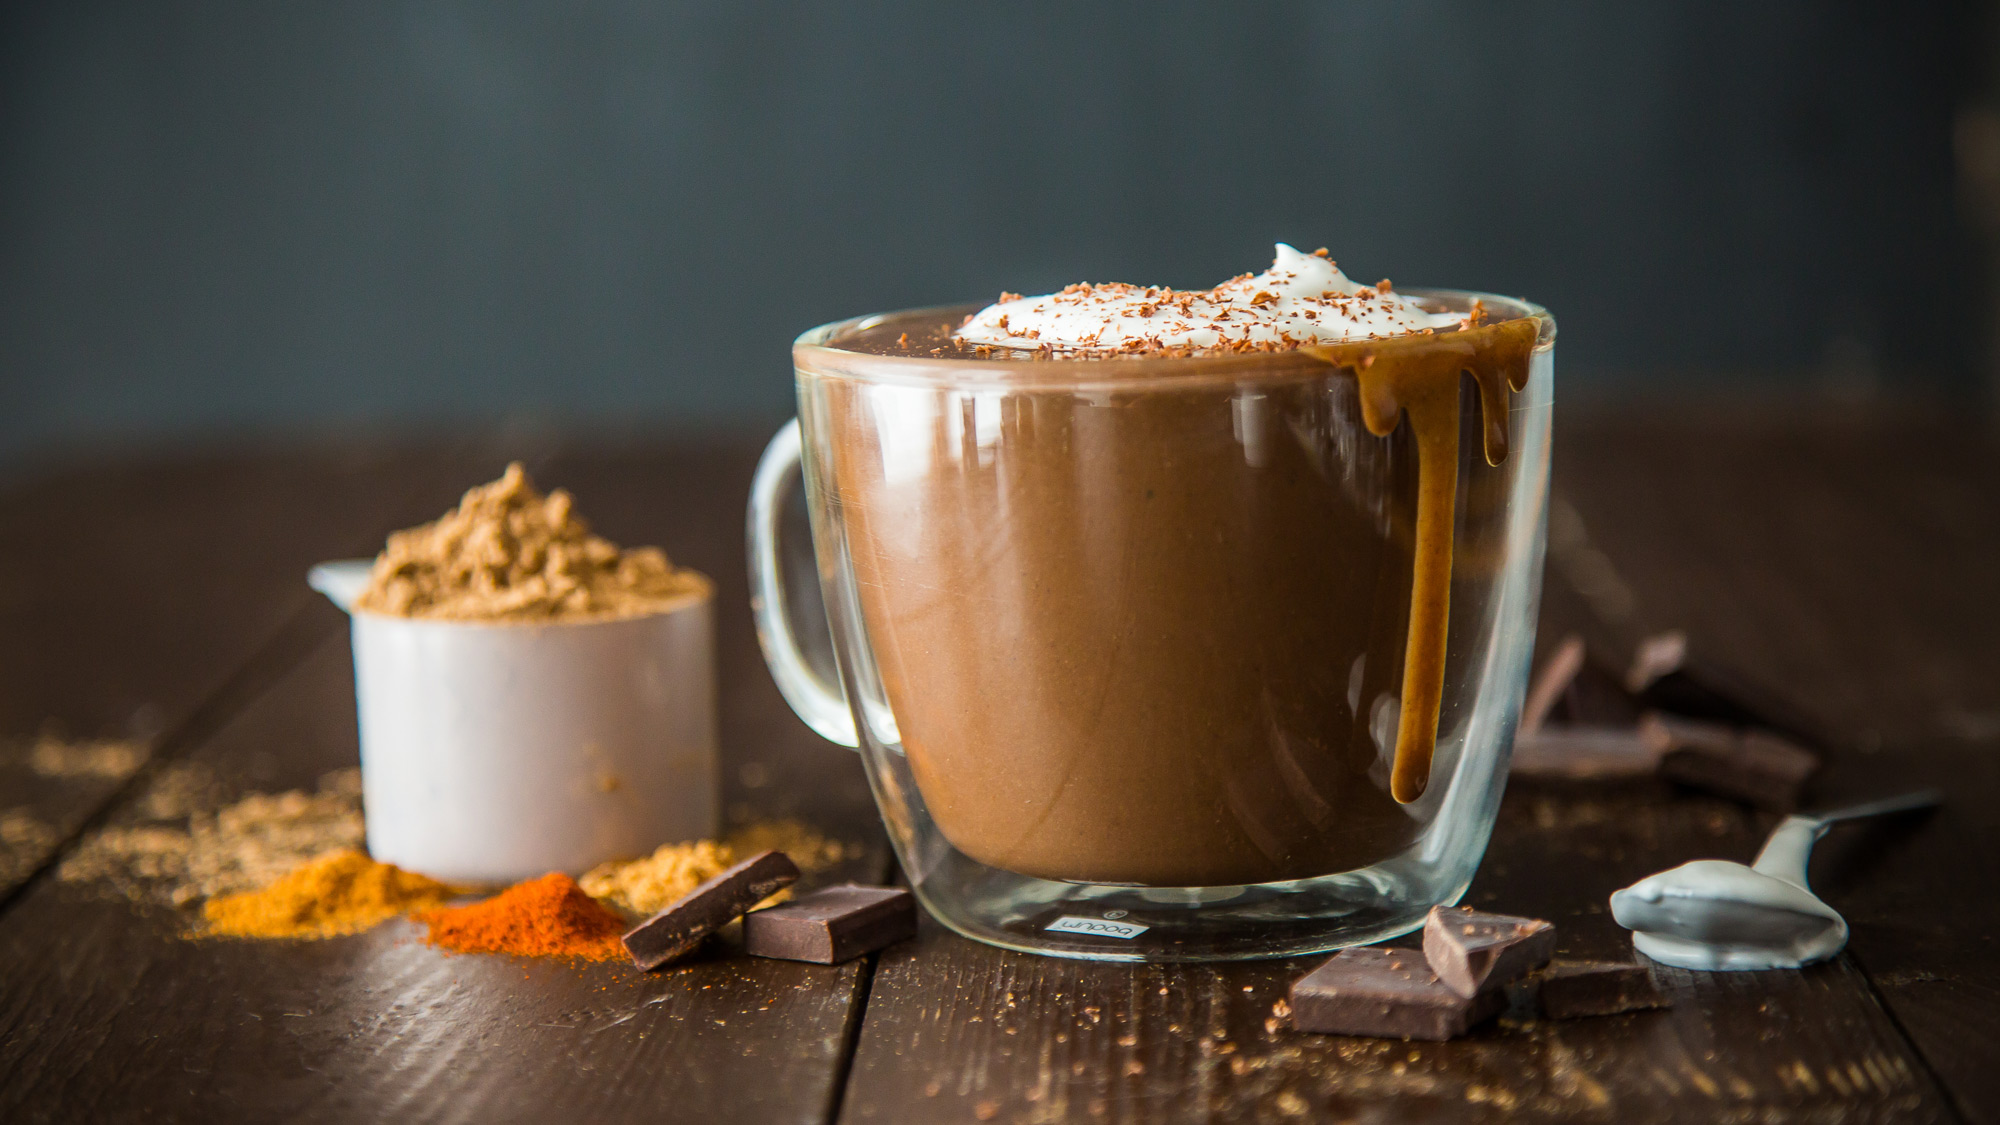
[{"x1": 1045, "y1": 916, "x2": 1150, "y2": 940}]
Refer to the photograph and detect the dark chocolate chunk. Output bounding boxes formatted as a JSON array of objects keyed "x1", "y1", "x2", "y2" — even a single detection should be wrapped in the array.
[
  {"x1": 1561, "y1": 652, "x2": 1648, "y2": 727},
  {"x1": 1535, "y1": 960, "x2": 1668, "y2": 1019},
  {"x1": 1625, "y1": 630, "x2": 1694, "y2": 696},
  {"x1": 1638, "y1": 711, "x2": 1736, "y2": 757},
  {"x1": 1511, "y1": 726, "x2": 1663, "y2": 780},
  {"x1": 1520, "y1": 634, "x2": 1586, "y2": 733},
  {"x1": 1289, "y1": 947, "x2": 1504, "y2": 1041},
  {"x1": 1626, "y1": 631, "x2": 1827, "y2": 745},
  {"x1": 1643, "y1": 713, "x2": 1820, "y2": 812},
  {"x1": 622, "y1": 850, "x2": 800, "y2": 970},
  {"x1": 1422, "y1": 906, "x2": 1556, "y2": 998},
  {"x1": 743, "y1": 884, "x2": 916, "y2": 964}
]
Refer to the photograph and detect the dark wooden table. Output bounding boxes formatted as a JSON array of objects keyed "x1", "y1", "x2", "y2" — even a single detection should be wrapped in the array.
[{"x1": 1, "y1": 408, "x2": 1995, "y2": 1123}]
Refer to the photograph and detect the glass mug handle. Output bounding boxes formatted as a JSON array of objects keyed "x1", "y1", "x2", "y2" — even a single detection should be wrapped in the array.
[{"x1": 747, "y1": 419, "x2": 859, "y2": 748}]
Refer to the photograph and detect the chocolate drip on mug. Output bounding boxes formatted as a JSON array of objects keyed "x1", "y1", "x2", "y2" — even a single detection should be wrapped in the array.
[{"x1": 1305, "y1": 317, "x2": 1538, "y2": 803}]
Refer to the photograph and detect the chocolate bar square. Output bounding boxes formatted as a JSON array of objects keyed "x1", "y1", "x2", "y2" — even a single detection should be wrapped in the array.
[
  {"x1": 622, "y1": 850, "x2": 800, "y2": 971},
  {"x1": 1644, "y1": 714, "x2": 1819, "y2": 812},
  {"x1": 743, "y1": 884, "x2": 916, "y2": 964},
  {"x1": 1520, "y1": 634, "x2": 1587, "y2": 733},
  {"x1": 1536, "y1": 960, "x2": 1667, "y2": 1019},
  {"x1": 1627, "y1": 630, "x2": 1825, "y2": 744},
  {"x1": 1511, "y1": 726, "x2": 1663, "y2": 780},
  {"x1": 1289, "y1": 947, "x2": 1504, "y2": 1041}
]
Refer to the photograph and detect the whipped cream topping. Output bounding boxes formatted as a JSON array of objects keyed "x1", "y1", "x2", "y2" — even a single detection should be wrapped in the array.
[{"x1": 954, "y1": 244, "x2": 1467, "y2": 356}]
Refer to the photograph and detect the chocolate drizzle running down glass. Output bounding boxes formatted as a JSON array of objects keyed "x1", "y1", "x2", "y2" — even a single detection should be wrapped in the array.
[{"x1": 1308, "y1": 317, "x2": 1538, "y2": 801}]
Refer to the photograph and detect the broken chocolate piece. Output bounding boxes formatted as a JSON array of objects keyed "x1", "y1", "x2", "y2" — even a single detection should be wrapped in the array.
[
  {"x1": 1289, "y1": 946, "x2": 1504, "y2": 1040},
  {"x1": 1535, "y1": 960, "x2": 1667, "y2": 1019},
  {"x1": 1520, "y1": 634, "x2": 1586, "y2": 733},
  {"x1": 1626, "y1": 631, "x2": 1825, "y2": 744},
  {"x1": 1422, "y1": 906, "x2": 1556, "y2": 998},
  {"x1": 743, "y1": 884, "x2": 916, "y2": 963},
  {"x1": 1638, "y1": 712, "x2": 1736, "y2": 757},
  {"x1": 1625, "y1": 631, "x2": 1692, "y2": 696},
  {"x1": 622, "y1": 850, "x2": 800, "y2": 970},
  {"x1": 1643, "y1": 713, "x2": 1820, "y2": 812},
  {"x1": 1511, "y1": 726, "x2": 1663, "y2": 780},
  {"x1": 1562, "y1": 655, "x2": 1648, "y2": 727}
]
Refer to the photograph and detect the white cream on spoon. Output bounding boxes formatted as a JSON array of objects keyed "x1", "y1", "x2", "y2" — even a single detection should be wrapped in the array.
[{"x1": 1609, "y1": 789, "x2": 1939, "y2": 971}]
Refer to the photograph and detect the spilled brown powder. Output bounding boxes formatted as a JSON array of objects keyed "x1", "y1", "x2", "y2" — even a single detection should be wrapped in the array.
[
  {"x1": 24, "y1": 734, "x2": 149, "y2": 780},
  {"x1": 0, "y1": 734, "x2": 152, "y2": 889},
  {"x1": 353, "y1": 462, "x2": 711, "y2": 622},
  {"x1": 60, "y1": 768, "x2": 366, "y2": 907},
  {"x1": 580, "y1": 819, "x2": 853, "y2": 916},
  {"x1": 0, "y1": 808, "x2": 58, "y2": 888},
  {"x1": 582, "y1": 838, "x2": 737, "y2": 917},
  {"x1": 724, "y1": 819, "x2": 853, "y2": 875}
]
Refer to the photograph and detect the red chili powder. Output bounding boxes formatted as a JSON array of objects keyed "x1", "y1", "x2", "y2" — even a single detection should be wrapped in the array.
[{"x1": 417, "y1": 872, "x2": 628, "y2": 960}]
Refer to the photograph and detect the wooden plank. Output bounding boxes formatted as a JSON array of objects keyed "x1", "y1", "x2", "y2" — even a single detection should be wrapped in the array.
[
  {"x1": 1551, "y1": 406, "x2": 2000, "y2": 747},
  {"x1": 0, "y1": 630, "x2": 879, "y2": 1122},
  {"x1": 838, "y1": 785, "x2": 1946, "y2": 1124},
  {"x1": 0, "y1": 443, "x2": 500, "y2": 745},
  {"x1": 1551, "y1": 407, "x2": 2000, "y2": 1122},
  {"x1": 0, "y1": 444, "x2": 503, "y2": 901},
  {"x1": 0, "y1": 440, "x2": 893, "y2": 1122},
  {"x1": 835, "y1": 410, "x2": 1973, "y2": 1123}
]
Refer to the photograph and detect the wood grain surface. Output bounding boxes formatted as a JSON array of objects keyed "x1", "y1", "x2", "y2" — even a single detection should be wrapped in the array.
[
  {"x1": 835, "y1": 406, "x2": 1994, "y2": 1124},
  {"x1": 1552, "y1": 408, "x2": 2000, "y2": 1123},
  {"x1": 0, "y1": 626, "x2": 886, "y2": 1122},
  {"x1": 0, "y1": 443, "x2": 504, "y2": 903},
  {"x1": 0, "y1": 435, "x2": 892, "y2": 1123},
  {"x1": 0, "y1": 411, "x2": 1994, "y2": 1123},
  {"x1": 837, "y1": 781, "x2": 1947, "y2": 1124}
]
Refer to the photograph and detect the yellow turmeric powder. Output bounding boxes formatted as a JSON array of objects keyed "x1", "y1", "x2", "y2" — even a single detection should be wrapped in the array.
[{"x1": 202, "y1": 849, "x2": 458, "y2": 939}]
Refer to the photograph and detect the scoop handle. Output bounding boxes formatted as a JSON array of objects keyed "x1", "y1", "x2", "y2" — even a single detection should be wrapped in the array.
[{"x1": 307, "y1": 559, "x2": 375, "y2": 612}]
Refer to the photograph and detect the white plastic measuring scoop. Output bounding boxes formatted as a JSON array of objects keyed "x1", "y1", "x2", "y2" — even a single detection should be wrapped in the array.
[
  {"x1": 310, "y1": 559, "x2": 719, "y2": 885},
  {"x1": 1609, "y1": 789, "x2": 1940, "y2": 971}
]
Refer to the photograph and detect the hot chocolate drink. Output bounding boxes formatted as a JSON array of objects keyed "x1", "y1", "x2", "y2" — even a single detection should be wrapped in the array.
[{"x1": 796, "y1": 247, "x2": 1538, "y2": 887}]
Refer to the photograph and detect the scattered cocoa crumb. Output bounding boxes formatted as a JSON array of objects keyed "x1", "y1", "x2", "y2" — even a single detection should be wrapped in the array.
[
  {"x1": 0, "y1": 808, "x2": 58, "y2": 888},
  {"x1": 60, "y1": 768, "x2": 366, "y2": 908},
  {"x1": 20, "y1": 733, "x2": 148, "y2": 780}
]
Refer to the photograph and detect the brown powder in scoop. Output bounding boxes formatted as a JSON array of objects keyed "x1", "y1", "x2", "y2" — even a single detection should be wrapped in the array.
[{"x1": 353, "y1": 462, "x2": 711, "y2": 622}]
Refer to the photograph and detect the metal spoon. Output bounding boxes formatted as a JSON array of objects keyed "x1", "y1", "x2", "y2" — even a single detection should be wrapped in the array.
[{"x1": 1609, "y1": 788, "x2": 1940, "y2": 971}]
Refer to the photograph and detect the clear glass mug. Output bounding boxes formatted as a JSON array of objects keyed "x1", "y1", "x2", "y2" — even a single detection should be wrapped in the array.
[{"x1": 749, "y1": 293, "x2": 1555, "y2": 961}]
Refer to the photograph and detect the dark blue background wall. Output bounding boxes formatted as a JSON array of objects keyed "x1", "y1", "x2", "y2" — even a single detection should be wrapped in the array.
[{"x1": 0, "y1": 1, "x2": 1975, "y2": 462}]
